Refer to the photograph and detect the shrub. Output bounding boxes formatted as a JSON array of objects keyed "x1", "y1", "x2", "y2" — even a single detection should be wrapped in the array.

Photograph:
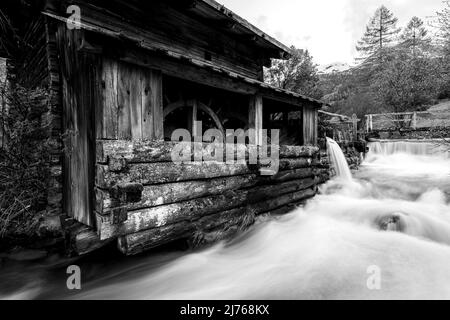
[{"x1": 0, "y1": 82, "x2": 50, "y2": 239}]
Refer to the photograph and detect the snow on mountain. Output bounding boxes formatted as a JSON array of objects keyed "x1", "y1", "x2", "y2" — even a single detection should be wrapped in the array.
[{"x1": 318, "y1": 62, "x2": 351, "y2": 75}]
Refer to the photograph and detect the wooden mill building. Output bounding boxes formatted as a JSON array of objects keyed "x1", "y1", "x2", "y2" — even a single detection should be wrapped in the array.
[{"x1": 2, "y1": 0, "x2": 327, "y2": 255}]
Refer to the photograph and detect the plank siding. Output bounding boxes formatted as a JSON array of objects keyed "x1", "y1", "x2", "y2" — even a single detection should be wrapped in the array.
[
  {"x1": 117, "y1": 62, "x2": 132, "y2": 139},
  {"x1": 249, "y1": 95, "x2": 263, "y2": 146},
  {"x1": 100, "y1": 59, "x2": 163, "y2": 141},
  {"x1": 56, "y1": 25, "x2": 99, "y2": 227},
  {"x1": 100, "y1": 59, "x2": 118, "y2": 139},
  {"x1": 129, "y1": 65, "x2": 142, "y2": 140},
  {"x1": 303, "y1": 106, "x2": 318, "y2": 146}
]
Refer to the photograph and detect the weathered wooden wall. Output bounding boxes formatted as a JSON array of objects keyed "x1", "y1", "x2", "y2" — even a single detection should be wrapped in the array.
[
  {"x1": 56, "y1": 26, "x2": 99, "y2": 227},
  {"x1": 98, "y1": 59, "x2": 163, "y2": 140},
  {"x1": 94, "y1": 140, "x2": 320, "y2": 255},
  {"x1": 303, "y1": 106, "x2": 318, "y2": 146}
]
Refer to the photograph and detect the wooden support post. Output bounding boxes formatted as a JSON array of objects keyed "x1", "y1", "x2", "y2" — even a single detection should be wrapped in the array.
[
  {"x1": 192, "y1": 99, "x2": 199, "y2": 138},
  {"x1": 352, "y1": 114, "x2": 358, "y2": 141},
  {"x1": 369, "y1": 115, "x2": 373, "y2": 132},
  {"x1": 249, "y1": 94, "x2": 263, "y2": 146},
  {"x1": 151, "y1": 70, "x2": 164, "y2": 140},
  {"x1": 302, "y1": 106, "x2": 317, "y2": 145},
  {"x1": 412, "y1": 112, "x2": 417, "y2": 130}
]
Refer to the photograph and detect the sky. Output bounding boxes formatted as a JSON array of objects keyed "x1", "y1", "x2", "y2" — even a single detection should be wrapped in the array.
[{"x1": 220, "y1": 0, "x2": 445, "y2": 66}]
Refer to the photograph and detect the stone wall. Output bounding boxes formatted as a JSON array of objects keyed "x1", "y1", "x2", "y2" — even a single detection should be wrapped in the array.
[{"x1": 368, "y1": 127, "x2": 450, "y2": 140}]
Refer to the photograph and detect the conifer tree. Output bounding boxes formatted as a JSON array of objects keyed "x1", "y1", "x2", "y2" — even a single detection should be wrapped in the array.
[
  {"x1": 356, "y1": 6, "x2": 401, "y2": 64},
  {"x1": 401, "y1": 17, "x2": 429, "y2": 53}
]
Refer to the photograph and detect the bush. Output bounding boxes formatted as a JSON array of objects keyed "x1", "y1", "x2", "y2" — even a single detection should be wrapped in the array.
[{"x1": 0, "y1": 83, "x2": 51, "y2": 239}]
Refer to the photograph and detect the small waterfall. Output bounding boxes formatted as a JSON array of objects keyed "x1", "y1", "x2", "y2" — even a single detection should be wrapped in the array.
[
  {"x1": 326, "y1": 137, "x2": 352, "y2": 180},
  {"x1": 368, "y1": 140, "x2": 450, "y2": 158}
]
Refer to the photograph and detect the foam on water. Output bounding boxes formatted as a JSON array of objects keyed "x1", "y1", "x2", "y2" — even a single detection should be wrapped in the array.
[
  {"x1": 326, "y1": 137, "x2": 352, "y2": 181},
  {"x1": 2, "y1": 139, "x2": 450, "y2": 300}
]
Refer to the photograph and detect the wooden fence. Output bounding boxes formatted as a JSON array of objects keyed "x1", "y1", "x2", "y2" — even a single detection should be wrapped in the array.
[{"x1": 365, "y1": 111, "x2": 429, "y2": 132}]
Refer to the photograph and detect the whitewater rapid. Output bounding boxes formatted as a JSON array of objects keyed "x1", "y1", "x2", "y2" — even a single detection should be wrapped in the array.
[{"x1": 2, "y1": 140, "x2": 450, "y2": 300}]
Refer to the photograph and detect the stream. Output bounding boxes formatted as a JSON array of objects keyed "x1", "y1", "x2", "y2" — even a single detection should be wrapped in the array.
[{"x1": 1, "y1": 139, "x2": 450, "y2": 300}]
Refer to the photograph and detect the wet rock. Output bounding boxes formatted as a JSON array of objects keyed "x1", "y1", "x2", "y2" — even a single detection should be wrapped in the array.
[{"x1": 376, "y1": 213, "x2": 405, "y2": 232}]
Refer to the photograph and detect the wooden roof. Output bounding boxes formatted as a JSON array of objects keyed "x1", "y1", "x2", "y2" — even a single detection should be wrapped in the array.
[
  {"x1": 43, "y1": 9, "x2": 324, "y2": 109},
  {"x1": 189, "y1": 0, "x2": 293, "y2": 59}
]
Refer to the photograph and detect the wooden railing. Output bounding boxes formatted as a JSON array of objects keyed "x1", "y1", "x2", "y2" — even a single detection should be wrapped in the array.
[
  {"x1": 364, "y1": 111, "x2": 430, "y2": 132},
  {"x1": 319, "y1": 110, "x2": 360, "y2": 141}
]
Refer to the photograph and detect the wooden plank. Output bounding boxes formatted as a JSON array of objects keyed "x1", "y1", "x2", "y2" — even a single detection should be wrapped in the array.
[
  {"x1": 141, "y1": 69, "x2": 153, "y2": 139},
  {"x1": 248, "y1": 94, "x2": 263, "y2": 146},
  {"x1": 130, "y1": 64, "x2": 143, "y2": 139},
  {"x1": 117, "y1": 62, "x2": 132, "y2": 139},
  {"x1": 96, "y1": 174, "x2": 258, "y2": 213},
  {"x1": 302, "y1": 106, "x2": 318, "y2": 146},
  {"x1": 56, "y1": 26, "x2": 97, "y2": 227},
  {"x1": 101, "y1": 59, "x2": 118, "y2": 139},
  {"x1": 150, "y1": 70, "x2": 164, "y2": 140},
  {"x1": 96, "y1": 140, "x2": 249, "y2": 164},
  {"x1": 96, "y1": 161, "x2": 254, "y2": 188}
]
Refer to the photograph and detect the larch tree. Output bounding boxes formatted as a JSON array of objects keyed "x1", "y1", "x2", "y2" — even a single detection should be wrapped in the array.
[
  {"x1": 436, "y1": 1, "x2": 450, "y2": 98},
  {"x1": 437, "y1": 0, "x2": 450, "y2": 41},
  {"x1": 401, "y1": 16, "x2": 429, "y2": 53},
  {"x1": 356, "y1": 6, "x2": 401, "y2": 66}
]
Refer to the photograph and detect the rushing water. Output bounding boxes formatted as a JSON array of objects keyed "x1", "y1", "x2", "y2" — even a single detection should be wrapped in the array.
[
  {"x1": 326, "y1": 137, "x2": 352, "y2": 181},
  {"x1": 1, "y1": 139, "x2": 450, "y2": 300}
]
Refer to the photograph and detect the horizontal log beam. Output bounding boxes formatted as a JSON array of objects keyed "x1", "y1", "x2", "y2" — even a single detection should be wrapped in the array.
[
  {"x1": 66, "y1": 223, "x2": 113, "y2": 256},
  {"x1": 277, "y1": 145, "x2": 319, "y2": 158},
  {"x1": 278, "y1": 158, "x2": 313, "y2": 171},
  {"x1": 117, "y1": 206, "x2": 253, "y2": 255},
  {"x1": 96, "y1": 174, "x2": 259, "y2": 214},
  {"x1": 96, "y1": 140, "x2": 249, "y2": 164},
  {"x1": 96, "y1": 140, "x2": 318, "y2": 164},
  {"x1": 96, "y1": 161, "x2": 254, "y2": 188},
  {"x1": 97, "y1": 189, "x2": 248, "y2": 240},
  {"x1": 260, "y1": 168, "x2": 315, "y2": 183},
  {"x1": 116, "y1": 187, "x2": 316, "y2": 255},
  {"x1": 248, "y1": 187, "x2": 317, "y2": 216},
  {"x1": 97, "y1": 177, "x2": 317, "y2": 240},
  {"x1": 247, "y1": 177, "x2": 315, "y2": 204}
]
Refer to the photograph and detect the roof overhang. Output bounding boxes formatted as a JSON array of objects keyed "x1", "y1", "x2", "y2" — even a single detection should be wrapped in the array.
[
  {"x1": 194, "y1": 0, "x2": 293, "y2": 59},
  {"x1": 43, "y1": 10, "x2": 324, "y2": 109}
]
